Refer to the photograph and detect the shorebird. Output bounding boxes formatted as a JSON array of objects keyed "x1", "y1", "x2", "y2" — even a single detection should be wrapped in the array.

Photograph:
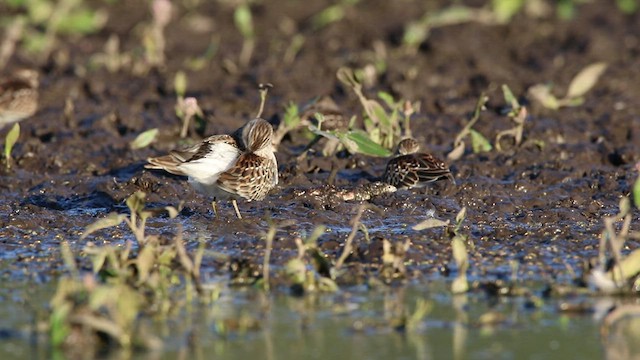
[
  {"x1": 0, "y1": 69, "x2": 39, "y2": 130},
  {"x1": 383, "y1": 137, "x2": 455, "y2": 189},
  {"x1": 145, "y1": 118, "x2": 278, "y2": 219}
]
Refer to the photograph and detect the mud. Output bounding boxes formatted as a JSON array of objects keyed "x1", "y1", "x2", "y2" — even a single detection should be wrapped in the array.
[{"x1": 1, "y1": 0, "x2": 639, "y2": 287}]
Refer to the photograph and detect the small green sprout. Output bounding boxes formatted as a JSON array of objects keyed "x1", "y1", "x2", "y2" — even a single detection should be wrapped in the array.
[
  {"x1": 130, "y1": 128, "x2": 158, "y2": 149},
  {"x1": 451, "y1": 207, "x2": 470, "y2": 294},
  {"x1": 496, "y1": 84, "x2": 528, "y2": 151},
  {"x1": 447, "y1": 94, "x2": 492, "y2": 161},
  {"x1": 4, "y1": 123, "x2": 20, "y2": 168},
  {"x1": 234, "y1": 3, "x2": 255, "y2": 67}
]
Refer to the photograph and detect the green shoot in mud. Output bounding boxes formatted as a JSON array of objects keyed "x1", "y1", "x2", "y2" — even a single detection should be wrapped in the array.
[
  {"x1": 52, "y1": 192, "x2": 209, "y2": 352},
  {"x1": 130, "y1": 128, "x2": 158, "y2": 150},
  {"x1": 233, "y1": 2, "x2": 255, "y2": 67},
  {"x1": 451, "y1": 207, "x2": 470, "y2": 294},
  {"x1": 173, "y1": 71, "x2": 205, "y2": 138},
  {"x1": 3, "y1": 122, "x2": 20, "y2": 169},
  {"x1": 528, "y1": 62, "x2": 608, "y2": 110},
  {"x1": 447, "y1": 94, "x2": 492, "y2": 161},
  {"x1": 589, "y1": 196, "x2": 640, "y2": 293},
  {"x1": 2, "y1": 0, "x2": 107, "y2": 59},
  {"x1": 143, "y1": 0, "x2": 172, "y2": 69},
  {"x1": 495, "y1": 84, "x2": 527, "y2": 151}
]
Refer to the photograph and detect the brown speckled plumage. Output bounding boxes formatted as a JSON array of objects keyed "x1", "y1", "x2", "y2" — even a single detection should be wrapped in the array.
[
  {"x1": 0, "y1": 69, "x2": 39, "y2": 130},
  {"x1": 145, "y1": 118, "x2": 278, "y2": 217},
  {"x1": 383, "y1": 138, "x2": 454, "y2": 189}
]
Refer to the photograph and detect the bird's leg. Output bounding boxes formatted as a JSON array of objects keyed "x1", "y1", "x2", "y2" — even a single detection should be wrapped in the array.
[{"x1": 231, "y1": 199, "x2": 242, "y2": 219}]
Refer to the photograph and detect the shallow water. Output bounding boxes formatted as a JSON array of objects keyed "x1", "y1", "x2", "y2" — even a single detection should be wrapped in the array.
[{"x1": 2, "y1": 278, "x2": 636, "y2": 360}]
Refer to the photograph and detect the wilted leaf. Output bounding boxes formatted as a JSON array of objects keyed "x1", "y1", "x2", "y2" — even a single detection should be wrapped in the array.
[
  {"x1": 566, "y1": 62, "x2": 607, "y2": 99},
  {"x1": 455, "y1": 207, "x2": 467, "y2": 225},
  {"x1": 130, "y1": 128, "x2": 158, "y2": 150},
  {"x1": 447, "y1": 141, "x2": 465, "y2": 161},
  {"x1": 126, "y1": 191, "x2": 147, "y2": 213},
  {"x1": 4, "y1": 123, "x2": 20, "y2": 162},
  {"x1": 470, "y1": 129, "x2": 492, "y2": 153},
  {"x1": 413, "y1": 218, "x2": 450, "y2": 230},
  {"x1": 81, "y1": 212, "x2": 127, "y2": 240},
  {"x1": 136, "y1": 245, "x2": 155, "y2": 283},
  {"x1": 528, "y1": 84, "x2": 559, "y2": 110},
  {"x1": 633, "y1": 176, "x2": 640, "y2": 209}
]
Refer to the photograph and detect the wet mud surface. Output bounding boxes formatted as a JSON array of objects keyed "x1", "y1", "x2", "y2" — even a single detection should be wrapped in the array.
[{"x1": 1, "y1": 0, "x2": 640, "y2": 287}]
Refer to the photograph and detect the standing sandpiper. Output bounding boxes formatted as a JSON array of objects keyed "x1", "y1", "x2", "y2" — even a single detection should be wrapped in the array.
[
  {"x1": 146, "y1": 118, "x2": 278, "y2": 219},
  {"x1": 383, "y1": 138, "x2": 454, "y2": 189},
  {"x1": 0, "y1": 69, "x2": 39, "y2": 130}
]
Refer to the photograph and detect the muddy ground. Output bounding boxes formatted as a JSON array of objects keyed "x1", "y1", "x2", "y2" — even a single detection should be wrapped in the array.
[{"x1": 1, "y1": 0, "x2": 639, "y2": 288}]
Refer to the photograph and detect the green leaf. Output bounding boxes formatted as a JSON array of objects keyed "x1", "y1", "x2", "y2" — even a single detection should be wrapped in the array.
[
  {"x1": 126, "y1": 191, "x2": 147, "y2": 214},
  {"x1": 56, "y1": 9, "x2": 107, "y2": 34},
  {"x1": 566, "y1": 62, "x2": 607, "y2": 99},
  {"x1": 492, "y1": 0, "x2": 524, "y2": 23},
  {"x1": 339, "y1": 130, "x2": 392, "y2": 157},
  {"x1": 81, "y1": 212, "x2": 127, "y2": 240},
  {"x1": 470, "y1": 129, "x2": 492, "y2": 153},
  {"x1": 130, "y1": 128, "x2": 158, "y2": 149},
  {"x1": 617, "y1": 0, "x2": 638, "y2": 14},
  {"x1": 4, "y1": 123, "x2": 20, "y2": 163},
  {"x1": 377, "y1": 91, "x2": 397, "y2": 108},
  {"x1": 234, "y1": 4, "x2": 254, "y2": 39},
  {"x1": 312, "y1": 4, "x2": 345, "y2": 29},
  {"x1": 501, "y1": 84, "x2": 520, "y2": 110},
  {"x1": 283, "y1": 102, "x2": 300, "y2": 128},
  {"x1": 174, "y1": 71, "x2": 187, "y2": 98}
]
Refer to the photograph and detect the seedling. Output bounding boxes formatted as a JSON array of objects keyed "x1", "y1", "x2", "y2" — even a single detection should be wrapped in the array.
[
  {"x1": 3, "y1": 0, "x2": 107, "y2": 58},
  {"x1": 4, "y1": 123, "x2": 20, "y2": 169},
  {"x1": 451, "y1": 207, "x2": 470, "y2": 294},
  {"x1": 447, "y1": 94, "x2": 492, "y2": 161},
  {"x1": 143, "y1": 0, "x2": 172, "y2": 68},
  {"x1": 130, "y1": 128, "x2": 158, "y2": 149},
  {"x1": 234, "y1": 2, "x2": 255, "y2": 67},
  {"x1": 495, "y1": 84, "x2": 528, "y2": 151},
  {"x1": 528, "y1": 62, "x2": 608, "y2": 110}
]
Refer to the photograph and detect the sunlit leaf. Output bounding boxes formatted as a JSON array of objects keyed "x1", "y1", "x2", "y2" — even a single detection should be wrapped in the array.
[
  {"x1": 413, "y1": 218, "x2": 450, "y2": 231},
  {"x1": 136, "y1": 246, "x2": 155, "y2": 283},
  {"x1": 234, "y1": 4, "x2": 254, "y2": 39},
  {"x1": 174, "y1": 71, "x2": 187, "y2": 98},
  {"x1": 126, "y1": 191, "x2": 147, "y2": 214},
  {"x1": 492, "y1": 0, "x2": 525, "y2": 23},
  {"x1": 312, "y1": 4, "x2": 345, "y2": 29},
  {"x1": 377, "y1": 91, "x2": 397, "y2": 108},
  {"x1": 4, "y1": 123, "x2": 20, "y2": 164},
  {"x1": 528, "y1": 84, "x2": 559, "y2": 109},
  {"x1": 130, "y1": 128, "x2": 158, "y2": 149},
  {"x1": 338, "y1": 130, "x2": 392, "y2": 157},
  {"x1": 56, "y1": 9, "x2": 108, "y2": 34},
  {"x1": 566, "y1": 62, "x2": 607, "y2": 99},
  {"x1": 283, "y1": 102, "x2": 300, "y2": 128},
  {"x1": 81, "y1": 212, "x2": 127, "y2": 240},
  {"x1": 501, "y1": 84, "x2": 520, "y2": 110},
  {"x1": 470, "y1": 129, "x2": 492, "y2": 153}
]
